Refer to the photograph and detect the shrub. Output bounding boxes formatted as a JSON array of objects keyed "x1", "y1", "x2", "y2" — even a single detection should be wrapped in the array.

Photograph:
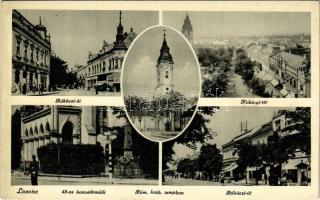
[{"x1": 37, "y1": 143, "x2": 105, "y2": 175}]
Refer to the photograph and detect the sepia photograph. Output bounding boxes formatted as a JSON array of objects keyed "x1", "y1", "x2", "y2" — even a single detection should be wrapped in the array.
[
  {"x1": 11, "y1": 106, "x2": 159, "y2": 185},
  {"x1": 164, "y1": 12, "x2": 311, "y2": 98},
  {"x1": 0, "y1": 1, "x2": 318, "y2": 200},
  {"x1": 11, "y1": 10, "x2": 158, "y2": 96},
  {"x1": 122, "y1": 26, "x2": 200, "y2": 142},
  {"x1": 163, "y1": 106, "x2": 311, "y2": 186}
]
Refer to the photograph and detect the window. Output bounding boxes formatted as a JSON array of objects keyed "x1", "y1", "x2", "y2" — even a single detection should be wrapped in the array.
[
  {"x1": 16, "y1": 41, "x2": 21, "y2": 56},
  {"x1": 30, "y1": 49, "x2": 34, "y2": 62},
  {"x1": 36, "y1": 49, "x2": 39, "y2": 61},
  {"x1": 165, "y1": 71, "x2": 169, "y2": 78},
  {"x1": 24, "y1": 41, "x2": 28, "y2": 59},
  {"x1": 300, "y1": 84, "x2": 304, "y2": 91}
]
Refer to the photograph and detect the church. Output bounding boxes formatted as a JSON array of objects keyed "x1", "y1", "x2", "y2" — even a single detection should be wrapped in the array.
[
  {"x1": 182, "y1": 13, "x2": 193, "y2": 42},
  {"x1": 130, "y1": 30, "x2": 192, "y2": 140}
]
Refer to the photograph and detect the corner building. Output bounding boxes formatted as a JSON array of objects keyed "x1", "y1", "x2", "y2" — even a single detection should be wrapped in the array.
[
  {"x1": 83, "y1": 11, "x2": 137, "y2": 92},
  {"x1": 12, "y1": 10, "x2": 51, "y2": 94}
]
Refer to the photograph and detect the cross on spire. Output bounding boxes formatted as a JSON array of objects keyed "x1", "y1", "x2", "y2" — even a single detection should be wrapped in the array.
[
  {"x1": 119, "y1": 11, "x2": 122, "y2": 23},
  {"x1": 163, "y1": 29, "x2": 166, "y2": 39},
  {"x1": 39, "y1": 16, "x2": 42, "y2": 25}
]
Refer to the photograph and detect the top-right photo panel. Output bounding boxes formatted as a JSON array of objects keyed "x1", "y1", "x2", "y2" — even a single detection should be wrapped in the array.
[{"x1": 163, "y1": 12, "x2": 311, "y2": 98}]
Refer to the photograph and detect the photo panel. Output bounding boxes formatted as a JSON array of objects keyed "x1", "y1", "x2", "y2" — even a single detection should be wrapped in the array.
[
  {"x1": 163, "y1": 11, "x2": 311, "y2": 98},
  {"x1": 12, "y1": 10, "x2": 158, "y2": 96},
  {"x1": 11, "y1": 105, "x2": 159, "y2": 185},
  {"x1": 122, "y1": 25, "x2": 201, "y2": 142},
  {"x1": 163, "y1": 106, "x2": 311, "y2": 186}
]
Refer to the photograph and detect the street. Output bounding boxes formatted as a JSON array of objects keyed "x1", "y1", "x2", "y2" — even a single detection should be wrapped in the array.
[
  {"x1": 163, "y1": 177, "x2": 222, "y2": 185},
  {"x1": 163, "y1": 177, "x2": 268, "y2": 186},
  {"x1": 11, "y1": 175, "x2": 158, "y2": 185},
  {"x1": 225, "y1": 68, "x2": 259, "y2": 98},
  {"x1": 51, "y1": 88, "x2": 121, "y2": 96}
]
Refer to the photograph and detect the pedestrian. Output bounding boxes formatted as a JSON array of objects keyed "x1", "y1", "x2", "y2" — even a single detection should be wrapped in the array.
[
  {"x1": 95, "y1": 86, "x2": 99, "y2": 95},
  {"x1": 40, "y1": 84, "x2": 44, "y2": 94},
  {"x1": 22, "y1": 83, "x2": 27, "y2": 95},
  {"x1": 220, "y1": 175, "x2": 225, "y2": 186},
  {"x1": 18, "y1": 82, "x2": 21, "y2": 94},
  {"x1": 29, "y1": 155, "x2": 39, "y2": 185},
  {"x1": 32, "y1": 83, "x2": 36, "y2": 93}
]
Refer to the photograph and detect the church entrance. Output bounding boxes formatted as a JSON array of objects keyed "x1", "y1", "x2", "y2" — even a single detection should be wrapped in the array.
[{"x1": 61, "y1": 121, "x2": 73, "y2": 144}]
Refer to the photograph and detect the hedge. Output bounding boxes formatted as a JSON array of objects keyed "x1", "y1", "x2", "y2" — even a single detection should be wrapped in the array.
[{"x1": 37, "y1": 143, "x2": 105, "y2": 175}]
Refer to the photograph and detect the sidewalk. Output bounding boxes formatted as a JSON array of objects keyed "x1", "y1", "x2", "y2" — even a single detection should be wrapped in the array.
[
  {"x1": 12, "y1": 173, "x2": 158, "y2": 185},
  {"x1": 12, "y1": 91, "x2": 60, "y2": 96}
]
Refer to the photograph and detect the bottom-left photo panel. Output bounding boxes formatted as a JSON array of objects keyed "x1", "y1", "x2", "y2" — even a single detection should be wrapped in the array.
[{"x1": 11, "y1": 106, "x2": 159, "y2": 185}]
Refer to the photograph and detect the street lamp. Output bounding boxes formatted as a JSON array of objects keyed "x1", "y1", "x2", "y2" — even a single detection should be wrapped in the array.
[{"x1": 97, "y1": 130, "x2": 117, "y2": 184}]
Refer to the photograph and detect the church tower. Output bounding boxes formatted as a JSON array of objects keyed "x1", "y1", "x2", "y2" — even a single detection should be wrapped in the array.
[
  {"x1": 156, "y1": 30, "x2": 174, "y2": 96},
  {"x1": 182, "y1": 13, "x2": 193, "y2": 42},
  {"x1": 113, "y1": 11, "x2": 127, "y2": 50}
]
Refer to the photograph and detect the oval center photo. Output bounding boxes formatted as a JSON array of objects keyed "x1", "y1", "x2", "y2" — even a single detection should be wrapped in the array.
[{"x1": 121, "y1": 25, "x2": 200, "y2": 142}]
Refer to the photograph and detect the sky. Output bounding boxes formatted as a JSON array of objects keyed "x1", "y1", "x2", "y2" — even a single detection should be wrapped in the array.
[
  {"x1": 122, "y1": 26, "x2": 200, "y2": 98},
  {"x1": 18, "y1": 10, "x2": 158, "y2": 68},
  {"x1": 171, "y1": 106, "x2": 295, "y2": 161},
  {"x1": 164, "y1": 11, "x2": 311, "y2": 38}
]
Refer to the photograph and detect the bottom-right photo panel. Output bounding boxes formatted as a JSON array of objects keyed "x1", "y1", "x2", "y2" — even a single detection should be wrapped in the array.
[{"x1": 162, "y1": 106, "x2": 311, "y2": 186}]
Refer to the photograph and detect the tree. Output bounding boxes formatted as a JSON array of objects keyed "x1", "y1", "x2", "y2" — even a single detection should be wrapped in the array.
[
  {"x1": 202, "y1": 73, "x2": 229, "y2": 97},
  {"x1": 11, "y1": 107, "x2": 22, "y2": 170},
  {"x1": 263, "y1": 107, "x2": 311, "y2": 185},
  {"x1": 50, "y1": 55, "x2": 69, "y2": 90},
  {"x1": 233, "y1": 140, "x2": 264, "y2": 184},
  {"x1": 198, "y1": 144, "x2": 223, "y2": 181},
  {"x1": 163, "y1": 107, "x2": 218, "y2": 172}
]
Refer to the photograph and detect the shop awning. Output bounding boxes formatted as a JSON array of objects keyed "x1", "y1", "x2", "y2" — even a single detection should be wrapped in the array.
[
  {"x1": 270, "y1": 79, "x2": 280, "y2": 87},
  {"x1": 246, "y1": 166, "x2": 263, "y2": 172},
  {"x1": 280, "y1": 88, "x2": 290, "y2": 97},
  {"x1": 222, "y1": 162, "x2": 238, "y2": 172},
  {"x1": 282, "y1": 158, "x2": 309, "y2": 170},
  {"x1": 94, "y1": 81, "x2": 106, "y2": 86}
]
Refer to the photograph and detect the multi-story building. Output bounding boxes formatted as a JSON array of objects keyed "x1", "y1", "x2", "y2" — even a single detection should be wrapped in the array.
[
  {"x1": 221, "y1": 112, "x2": 310, "y2": 185},
  {"x1": 12, "y1": 10, "x2": 51, "y2": 94},
  {"x1": 78, "y1": 11, "x2": 137, "y2": 92},
  {"x1": 269, "y1": 52, "x2": 311, "y2": 98}
]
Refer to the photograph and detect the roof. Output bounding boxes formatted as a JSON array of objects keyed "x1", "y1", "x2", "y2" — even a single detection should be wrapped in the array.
[{"x1": 277, "y1": 52, "x2": 305, "y2": 70}]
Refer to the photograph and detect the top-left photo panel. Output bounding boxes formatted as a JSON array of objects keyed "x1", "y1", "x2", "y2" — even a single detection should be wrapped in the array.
[{"x1": 12, "y1": 9, "x2": 159, "y2": 96}]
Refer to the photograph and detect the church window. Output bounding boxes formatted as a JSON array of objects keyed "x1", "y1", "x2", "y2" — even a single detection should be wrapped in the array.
[{"x1": 165, "y1": 71, "x2": 169, "y2": 78}]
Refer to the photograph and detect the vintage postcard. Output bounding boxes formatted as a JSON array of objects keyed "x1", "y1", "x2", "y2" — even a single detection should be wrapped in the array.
[{"x1": 0, "y1": 1, "x2": 319, "y2": 200}]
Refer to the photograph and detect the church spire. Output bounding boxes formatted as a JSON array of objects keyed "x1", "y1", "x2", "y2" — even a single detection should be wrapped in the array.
[
  {"x1": 182, "y1": 12, "x2": 193, "y2": 41},
  {"x1": 114, "y1": 10, "x2": 126, "y2": 50},
  {"x1": 157, "y1": 29, "x2": 173, "y2": 64}
]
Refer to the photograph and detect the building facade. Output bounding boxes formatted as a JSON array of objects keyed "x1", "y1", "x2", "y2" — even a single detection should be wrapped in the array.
[
  {"x1": 77, "y1": 11, "x2": 137, "y2": 92},
  {"x1": 12, "y1": 10, "x2": 51, "y2": 94},
  {"x1": 19, "y1": 105, "x2": 143, "y2": 177},
  {"x1": 269, "y1": 52, "x2": 311, "y2": 98},
  {"x1": 221, "y1": 112, "x2": 310, "y2": 185}
]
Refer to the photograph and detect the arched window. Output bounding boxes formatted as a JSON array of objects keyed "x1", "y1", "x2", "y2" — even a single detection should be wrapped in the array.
[
  {"x1": 165, "y1": 71, "x2": 169, "y2": 79},
  {"x1": 62, "y1": 121, "x2": 73, "y2": 144}
]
